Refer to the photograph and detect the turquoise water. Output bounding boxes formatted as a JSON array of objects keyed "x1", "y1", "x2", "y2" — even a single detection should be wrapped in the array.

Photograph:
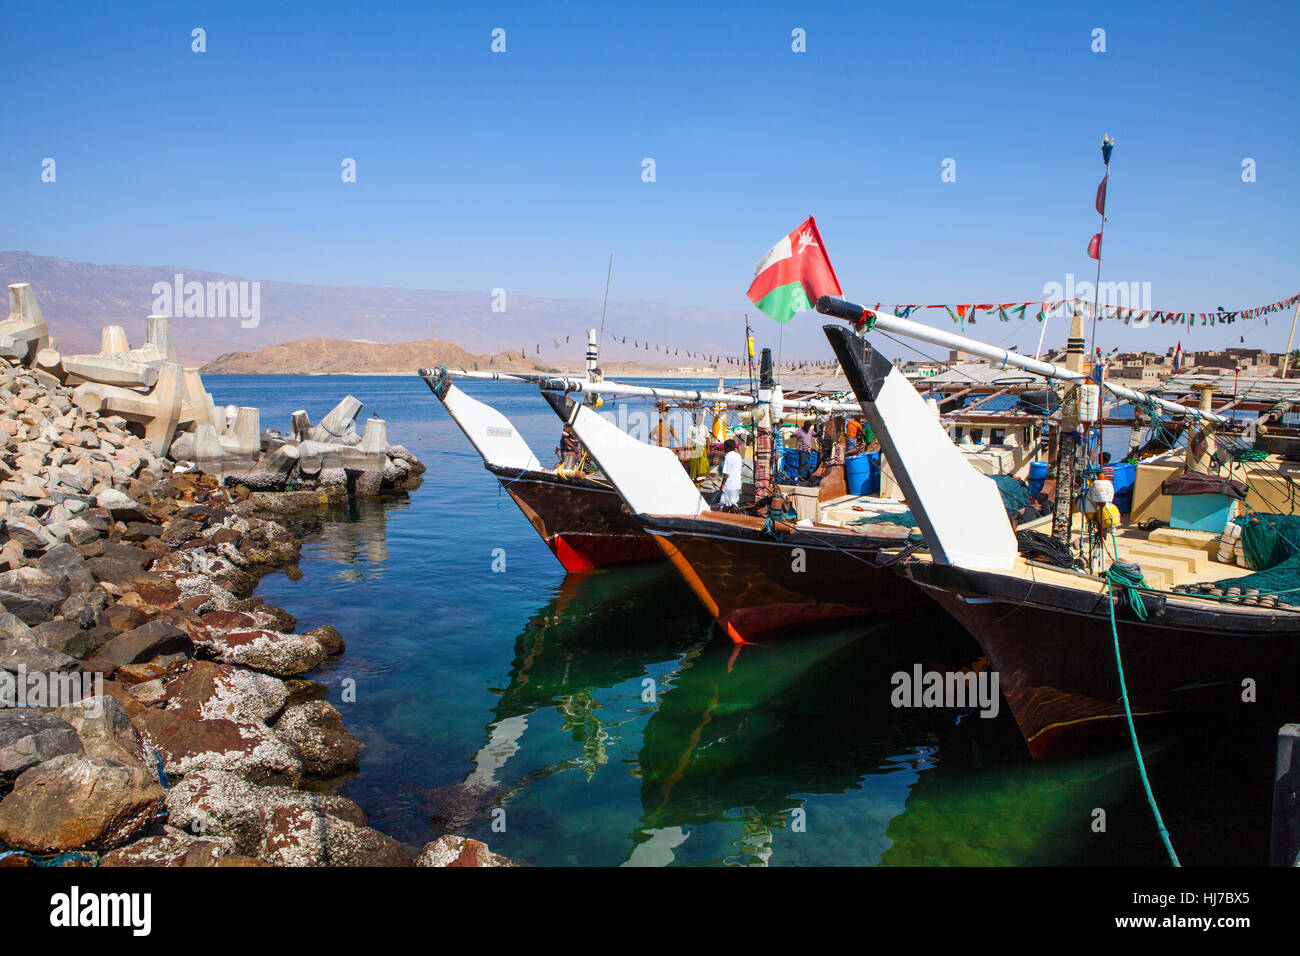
[{"x1": 202, "y1": 374, "x2": 1278, "y2": 866}]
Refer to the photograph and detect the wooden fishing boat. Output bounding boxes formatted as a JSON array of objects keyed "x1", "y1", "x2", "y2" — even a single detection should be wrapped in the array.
[
  {"x1": 540, "y1": 366, "x2": 1063, "y2": 641},
  {"x1": 420, "y1": 355, "x2": 869, "y2": 576},
  {"x1": 539, "y1": 387, "x2": 947, "y2": 640},
  {"x1": 639, "y1": 509, "x2": 921, "y2": 642},
  {"x1": 820, "y1": 305, "x2": 1300, "y2": 759},
  {"x1": 418, "y1": 367, "x2": 662, "y2": 572}
]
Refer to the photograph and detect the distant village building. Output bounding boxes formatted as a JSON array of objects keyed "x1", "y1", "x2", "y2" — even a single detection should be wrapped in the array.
[
  {"x1": 904, "y1": 360, "x2": 941, "y2": 378},
  {"x1": 1192, "y1": 348, "x2": 1275, "y2": 372}
]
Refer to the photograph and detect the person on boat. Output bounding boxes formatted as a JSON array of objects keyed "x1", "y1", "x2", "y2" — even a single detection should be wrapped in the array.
[
  {"x1": 687, "y1": 413, "x2": 710, "y2": 480},
  {"x1": 845, "y1": 417, "x2": 863, "y2": 452},
  {"x1": 796, "y1": 420, "x2": 814, "y2": 482},
  {"x1": 719, "y1": 438, "x2": 743, "y2": 508},
  {"x1": 558, "y1": 426, "x2": 581, "y2": 470}
]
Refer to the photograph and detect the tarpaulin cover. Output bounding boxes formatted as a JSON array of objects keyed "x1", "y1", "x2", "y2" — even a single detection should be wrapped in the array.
[{"x1": 1161, "y1": 473, "x2": 1248, "y2": 500}]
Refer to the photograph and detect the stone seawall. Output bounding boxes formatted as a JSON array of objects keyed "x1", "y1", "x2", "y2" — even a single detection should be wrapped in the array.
[{"x1": 0, "y1": 314, "x2": 511, "y2": 867}]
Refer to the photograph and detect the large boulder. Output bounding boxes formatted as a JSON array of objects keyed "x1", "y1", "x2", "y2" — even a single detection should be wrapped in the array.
[
  {"x1": 134, "y1": 708, "x2": 303, "y2": 787},
  {"x1": 35, "y1": 544, "x2": 95, "y2": 594},
  {"x1": 164, "y1": 768, "x2": 404, "y2": 866},
  {"x1": 0, "y1": 710, "x2": 83, "y2": 792},
  {"x1": 0, "y1": 566, "x2": 70, "y2": 624},
  {"x1": 0, "y1": 754, "x2": 165, "y2": 852},
  {"x1": 98, "y1": 830, "x2": 266, "y2": 867},
  {"x1": 0, "y1": 565, "x2": 72, "y2": 606},
  {"x1": 94, "y1": 488, "x2": 148, "y2": 523},
  {"x1": 33, "y1": 619, "x2": 119, "y2": 659},
  {"x1": 304, "y1": 624, "x2": 345, "y2": 655},
  {"x1": 261, "y1": 805, "x2": 410, "y2": 867},
  {"x1": 93, "y1": 619, "x2": 192, "y2": 668},
  {"x1": 0, "y1": 636, "x2": 80, "y2": 678},
  {"x1": 203, "y1": 629, "x2": 325, "y2": 678},
  {"x1": 86, "y1": 557, "x2": 149, "y2": 588},
  {"x1": 415, "y1": 835, "x2": 516, "y2": 867},
  {"x1": 163, "y1": 659, "x2": 288, "y2": 725},
  {"x1": 272, "y1": 701, "x2": 360, "y2": 777},
  {"x1": 2, "y1": 515, "x2": 53, "y2": 553},
  {"x1": 53, "y1": 695, "x2": 150, "y2": 770}
]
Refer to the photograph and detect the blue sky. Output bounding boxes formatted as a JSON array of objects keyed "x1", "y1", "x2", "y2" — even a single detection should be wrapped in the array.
[{"x1": 3, "y1": 0, "x2": 1297, "y2": 359}]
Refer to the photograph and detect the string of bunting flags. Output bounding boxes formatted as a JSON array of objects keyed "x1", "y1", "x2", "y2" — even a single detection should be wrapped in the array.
[
  {"x1": 871, "y1": 293, "x2": 1300, "y2": 327},
  {"x1": 506, "y1": 329, "x2": 746, "y2": 366}
]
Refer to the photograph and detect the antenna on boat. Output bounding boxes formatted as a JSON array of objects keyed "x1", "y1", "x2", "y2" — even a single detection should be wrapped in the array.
[
  {"x1": 744, "y1": 313, "x2": 756, "y2": 394},
  {"x1": 598, "y1": 253, "x2": 613, "y2": 361},
  {"x1": 1088, "y1": 136, "x2": 1114, "y2": 376}
]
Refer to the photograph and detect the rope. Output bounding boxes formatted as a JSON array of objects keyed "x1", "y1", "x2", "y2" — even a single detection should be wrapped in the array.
[
  {"x1": 497, "y1": 467, "x2": 527, "y2": 507},
  {"x1": 1015, "y1": 530, "x2": 1073, "y2": 568},
  {"x1": 1106, "y1": 558, "x2": 1149, "y2": 621},
  {"x1": 1104, "y1": 539, "x2": 1181, "y2": 866}
]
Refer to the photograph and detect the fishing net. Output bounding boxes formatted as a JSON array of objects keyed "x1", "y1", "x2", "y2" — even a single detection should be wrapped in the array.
[
  {"x1": 1235, "y1": 513, "x2": 1300, "y2": 570},
  {"x1": 1208, "y1": 554, "x2": 1300, "y2": 605},
  {"x1": 992, "y1": 474, "x2": 1034, "y2": 513},
  {"x1": 1196, "y1": 514, "x2": 1300, "y2": 605},
  {"x1": 850, "y1": 511, "x2": 916, "y2": 527}
]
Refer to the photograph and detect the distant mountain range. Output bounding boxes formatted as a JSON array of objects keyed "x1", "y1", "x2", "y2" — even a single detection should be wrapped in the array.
[
  {"x1": 0, "y1": 251, "x2": 757, "y2": 368},
  {"x1": 198, "y1": 337, "x2": 748, "y2": 377},
  {"x1": 199, "y1": 337, "x2": 524, "y2": 375}
]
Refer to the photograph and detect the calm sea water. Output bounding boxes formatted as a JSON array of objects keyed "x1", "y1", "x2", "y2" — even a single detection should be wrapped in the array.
[{"x1": 201, "y1": 374, "x2": 1277, "y2": 866}]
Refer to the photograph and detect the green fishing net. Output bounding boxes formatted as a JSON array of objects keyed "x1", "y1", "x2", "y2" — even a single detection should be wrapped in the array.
[
  {"x1": 1204, "y1": 514, "x2": 1300, "y2": 605},
  {"x1": 1235, "y1": 513, "x2": 1300, "y2": 570},
  {"x1": 850, "y1": 511, "x2": 916, "y2": 527},
  {"x1": 992, "y1": 475, "x2": 1034, "y2": 513}
]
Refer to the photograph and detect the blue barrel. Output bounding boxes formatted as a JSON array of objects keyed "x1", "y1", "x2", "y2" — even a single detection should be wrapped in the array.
[
  {"x1": 845, "y1": 452, "x2": 880, "y2": 495},
  {"x1": 1110, "y1": 461, "x2": 1136, "y2": 513},
  {"x1": 783, "y1": 447, "x2": 820, "y2": 477},
  {"x1": 1028, "y1": 461, "x2": 1049, "y2": 498}
]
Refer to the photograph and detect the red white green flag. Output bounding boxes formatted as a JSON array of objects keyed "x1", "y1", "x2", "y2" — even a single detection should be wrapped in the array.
[{"x1": 747, "y1": 216, "x2": 842, "y2": 323}]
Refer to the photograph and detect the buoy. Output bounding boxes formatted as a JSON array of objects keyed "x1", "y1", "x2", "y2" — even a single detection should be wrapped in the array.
[
  {"x1": 1088, "y1": 478, "x2": 1115, "y2": 505},
  {"x1": 1078, "y1": 383, "x2": 1101, "y2": 422}
]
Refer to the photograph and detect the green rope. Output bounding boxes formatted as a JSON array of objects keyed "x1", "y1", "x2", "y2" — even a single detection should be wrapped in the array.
[
  {"x1": 1105, "y1": 537, "x2": 1181, "y2": 866},
  {"x1": 1233, "y1": 448, "x2": 1269, "y2": 463},
  {"x1": 1106, "y1": 559, "x2": 1149, "y2": 621}
]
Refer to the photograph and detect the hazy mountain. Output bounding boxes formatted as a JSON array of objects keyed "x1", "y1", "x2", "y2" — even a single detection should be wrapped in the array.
[
  {"x1": 200, "y1": 338, "x2": 526, "y2": 375},
  {"x1": 1, "y1": 251, "x2": 756, "y2": 367}
]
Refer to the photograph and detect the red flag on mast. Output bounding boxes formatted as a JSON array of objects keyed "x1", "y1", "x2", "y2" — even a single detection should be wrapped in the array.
[
  {"x1": 1095, "y1": 175, "x2": 1108, "y2": 216},
  {"x1": 1087, "y1": 232, "x2": 1102, "y2": 260}
]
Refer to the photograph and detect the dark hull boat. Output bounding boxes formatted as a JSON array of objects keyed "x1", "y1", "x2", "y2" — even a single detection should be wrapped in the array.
[
  {"x1": 419, "y1": 367, "x2": 663, "y2": 574},
  {"x1": 541, "y1": 388, "x2": 935, "y2": 642},
  {"x1": 485, "y1": 463, "x2": 662, "y2": 572},
  {"x1": 642, "y1": 510, "x2": 921, "y2": 642},
  {"x1": 821, "y1": 303, "x2": 1300, "y2": 760},
  {"x1": 906, "y1": 560, "x2": 1300, "y2": 759}
]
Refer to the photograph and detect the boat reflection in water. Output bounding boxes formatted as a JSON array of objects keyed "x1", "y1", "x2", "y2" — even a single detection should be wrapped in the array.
[
  {"x1": 427, "y1": 565, "x2": 711, "y2": 832},
  {"x1": 625, "y1": 620, "x2": 998, "y2": 866}
]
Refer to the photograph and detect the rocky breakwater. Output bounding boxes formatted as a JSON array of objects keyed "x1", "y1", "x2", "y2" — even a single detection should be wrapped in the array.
[{"x1": 0, "y1": 356, "x2": 506, "y2": 866}]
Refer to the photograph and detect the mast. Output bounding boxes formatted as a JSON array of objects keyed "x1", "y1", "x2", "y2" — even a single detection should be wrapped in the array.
[
  {"x1": 1088, "y1": 136, "x2": 1115, "y2": 370},
  {"x1": 598, "y1": 254, "x2": 613, "y2": 355},
  {"x1": 1282, "y1": 298, "x2": 1300, "y2": 378},
  {"x1": 1052, "y1": 306, "x2": 1088, "y2": 540}
]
